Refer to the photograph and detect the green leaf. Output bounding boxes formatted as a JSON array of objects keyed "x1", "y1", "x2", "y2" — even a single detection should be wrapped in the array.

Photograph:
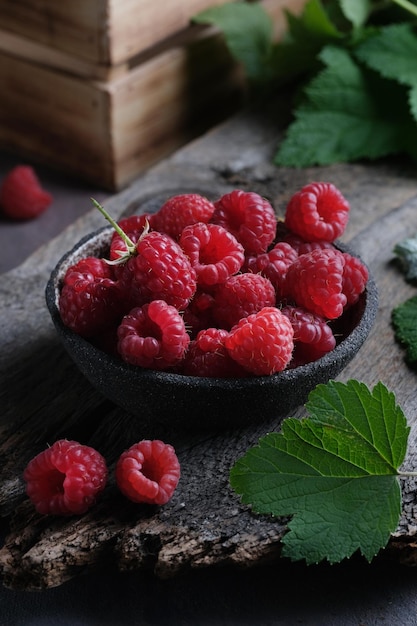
[
  {"x1": 393, "y1": 234, "x2": 417, "y2": 282},
  {"x1": 230, "y1": 380, "x2": 409, "y2": 565},
  {"x1": 339, "y1": 0, "x2": 372, "y2": 28},
  {"x1": 355, "y1": 23, "x2": 417, "y2": 88},
  {"x1": 193, "y1": 2, "x2": 274, "y2": 81},
  {"x1": 392, "y1": 296, "x2": 417, "y2": 365},
  {"x1": 269, "y1": 0, "x2": 344, "y2": 83},
  {"x1": 275, "y1": 44, "x2": 417, "y2": 167}
]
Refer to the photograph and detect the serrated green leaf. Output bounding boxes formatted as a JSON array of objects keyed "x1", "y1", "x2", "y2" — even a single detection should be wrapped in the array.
[
  {"x1": 193, "y1": 2, "x2": 274, "y2": 81},
  {"x1": 287, "y1": 0, "x2": 343, "y2": 39},
  {"x1": 355, "y1": 23, "x2": 417, "y2": 87},
  {"x1": 230, "y1": 380, "x2": 409, "y2": 565},
  {"x1": 275, "y1": 44, "x2": 417, "y2": 167},
  {"x1": 393, "y1": 234, "x2": 417, "y2": 282},
  {"x1": 339, "y1": 0, "x2": 372, "y2": 28},
  {"x1": 392, "y1": 296, "x2": 417, "y2": 365}
]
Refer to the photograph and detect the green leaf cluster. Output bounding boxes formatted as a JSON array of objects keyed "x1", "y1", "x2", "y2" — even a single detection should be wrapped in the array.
[
  {"x1": 194, "y1": 0, "x2": 417, "y2": 168},
  {"x1": 230, "y1": 380, "x2": 411, "y2": 565}
]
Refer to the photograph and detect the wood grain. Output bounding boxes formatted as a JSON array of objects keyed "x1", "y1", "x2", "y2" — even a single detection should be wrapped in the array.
[{"x1": 1, "y1": 103, "x2": 417, "y2": 590}]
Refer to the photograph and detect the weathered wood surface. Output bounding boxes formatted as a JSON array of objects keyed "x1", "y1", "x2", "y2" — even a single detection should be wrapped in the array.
[{"x1": 1, "y1": 102, "x2": 417, "y2": 590}]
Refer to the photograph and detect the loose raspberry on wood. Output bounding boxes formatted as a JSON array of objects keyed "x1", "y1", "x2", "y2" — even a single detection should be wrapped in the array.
[
  {"x1": 23, "y1": 439, "x2": 108, "y2": 516},
  {"x1": 116, "y1": 439, "x2": 180, "y2": 505},
  {"x1": 0, "y1": 165, "x2": 52, "y2": 220}
]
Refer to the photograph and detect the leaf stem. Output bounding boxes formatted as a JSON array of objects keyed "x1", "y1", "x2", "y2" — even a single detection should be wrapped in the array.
[
  {"x1": 391, "y1": 0, "x2": 417, "y2": 18},
  {"x1": 398, "y1": 470, "x2": 417, "y2": 478}
]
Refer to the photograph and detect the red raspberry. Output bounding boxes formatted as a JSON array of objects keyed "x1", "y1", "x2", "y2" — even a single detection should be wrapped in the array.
[
  {"x1": 119, "y1": 230, "x2": 197, "y2": 310},
  {"x1": 213, "y1": 272, "x2": 276, "y2": 329},
  {"x1": 342, "y1": 252, "x2": 369, "y2": 306},
  {"x1": 62, "y1": 256, "x2": 115, "y2": 286},
  {"x1": 110, "y1": 214, "x2": 152, "y2": 263},
  {"x1": 225, "y1": 307, "x2": 294, "y2": 375},
  {"x1": 117, "y1": 300, "x2": 190, "y2": 369},
  {"x1": 281, "y1": 305, "x2": 336, "y2": 367},
  {"x1": 244, "y1": 242, "x2": 298, "y2": 299},
  {"x1": 182, "y1": 289, "x2": 216, "y2": 338},
  {"x1": 179, "y1": 222, "x2": 244, "y2": 288},
  {"x1": 285, "y1": 248, "x2": 347, "y2": 319},
  {"x1": 116, "y1": 439, "x2": 180, "y2": 505},
  {"x1": 59, "y1": 260, "x2": 122, "y2": 338},
  {"x1": 283, "y1": 233, "x2": 334, "y2": 256},
  {"x1": 23, "y1": 439, "x2": 107, "y2": 516},
  {"x1": 284, "y1": 182, "x2": 349, "y2": 243},
  {"x1": 0, "y1": 165, "x2": 52, "y2": 220},
  {"x1": 151, "y1": 193, "x2": 215, "y2": 240},
  {"x1": 212, "y1": 189, "x2": 277, "y2": 255},
  {"x1": 181, "y1": 328, "x2": 246, "y2": 377}
]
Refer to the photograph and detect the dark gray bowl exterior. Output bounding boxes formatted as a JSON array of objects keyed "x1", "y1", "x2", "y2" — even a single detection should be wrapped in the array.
[{"x1": 46, "y1": 226, "x2": 378, "y2": 432}]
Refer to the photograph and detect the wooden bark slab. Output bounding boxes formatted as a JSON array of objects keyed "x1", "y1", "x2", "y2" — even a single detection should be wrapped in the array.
[{"x1": 2, "y1": 102, "x2": 417, "y2": 590}]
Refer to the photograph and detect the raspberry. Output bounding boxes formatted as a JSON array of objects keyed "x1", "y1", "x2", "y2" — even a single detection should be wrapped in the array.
[
  {"x1": 284, "y1": 182, "x2": 349, "y2": 243},
  {"x1": 181, "y1": 328, "x2": 246, "y2": 377},
  {"x1": 282, "y1": 305, "x2": 336, "y2": 367},
  {"x1": 213, "y1": 272, "x2": 276, "y2": 329},
  {"x1": 225, "y1": 307, "x2": 294, "y2": 375},
  {"x1": 182, "y1": 289, "x2": 216, "y2": 337},
  {"x1": 283, "y1": 233, "x2": 334, "y2": 256},
  {"x1": 59, "y1": 260, "x2": 122, "y2": 338},
  {"x1": 116, "y1": 439, "x2": 180, "y2": 505},
  {"x1": 23, "y1": 439, "x2": 107, "y2": 516},
  {"x1": 117, "y1": 300, "x2": 190, "y2": 369},
  {"x1": 342, "y1": 252, "x2": 369, "y2": 306},
  {"x1": 212, "y1": 189, "x2": 277, "y2": 255},
  {"x1": 285, "y1": 248, "x2": 347, "y2": 319},
  {"x1": 179, "y1": 222, "x2": 244, "y2": 288},
  {"x1": 110, "y1": 214, "x2": 152, "y2": 263},
  {"x1": 151, "y1": 193, "x2": 215, "y2": 240},
  {"x1": 119, "y1": 230, "x2": 197, "y2": 310},
  {"x1": 0, "y1": 165, "x2": 52, "y2": 220},
  {"x1": 244, "y1": 242, "x2": 298, "y2": 299},
  {"x1": 62, "y1": 256, "x2": 115, "y2": 286}
]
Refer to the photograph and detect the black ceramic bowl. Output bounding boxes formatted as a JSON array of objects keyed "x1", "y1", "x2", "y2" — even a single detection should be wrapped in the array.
[{"x1": 46, "y1": 226, "x2": 378, "y2": 433}]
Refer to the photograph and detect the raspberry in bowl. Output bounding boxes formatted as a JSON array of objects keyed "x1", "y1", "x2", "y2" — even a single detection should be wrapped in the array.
[{"x1": 45, "y1": 186, "x2": 378, "y2": 433}]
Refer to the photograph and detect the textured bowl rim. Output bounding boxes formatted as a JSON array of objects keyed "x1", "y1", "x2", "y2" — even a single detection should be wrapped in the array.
[{"x1": 45, "y1": 226, "x2": 378, "y2": 391}]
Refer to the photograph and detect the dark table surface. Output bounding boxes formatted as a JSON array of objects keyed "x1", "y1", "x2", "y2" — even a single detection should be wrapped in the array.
[{"x1": 1, "y1": 150, "x2": 417, "y2": 626}]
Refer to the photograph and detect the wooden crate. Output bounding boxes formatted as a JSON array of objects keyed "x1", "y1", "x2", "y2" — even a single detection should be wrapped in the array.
[
  {"x1": 0, "y1": 28, "x2": 246, "y2": 190},
  {"x1": 0, "y1": 0, "x2": 230, "y2": 66},
  {"x1": 0, "y1": 0, "x2": 306, "y2": 190}
]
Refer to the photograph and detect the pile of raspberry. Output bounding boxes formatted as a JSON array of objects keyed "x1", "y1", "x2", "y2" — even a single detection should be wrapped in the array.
[{"x1": 59, "y1": 182, "x2": 368, "y2": 377}]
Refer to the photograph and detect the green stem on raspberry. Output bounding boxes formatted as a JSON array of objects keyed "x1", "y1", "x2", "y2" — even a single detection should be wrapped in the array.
[{"x1": 91, "y1": 198, "x2": 137, "y2": 254}]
